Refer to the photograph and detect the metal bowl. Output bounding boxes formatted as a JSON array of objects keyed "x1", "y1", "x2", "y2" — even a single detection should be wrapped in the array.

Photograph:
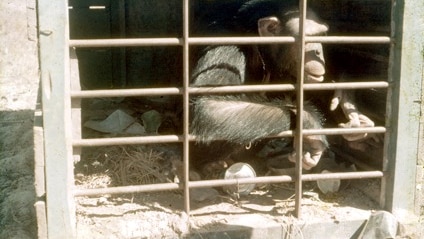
[{"x1": 223, "y1": 163, "x2": 256, "y2": 195}]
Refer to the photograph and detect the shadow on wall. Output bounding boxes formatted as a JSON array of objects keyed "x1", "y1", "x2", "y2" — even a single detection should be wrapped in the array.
[{"x1": 0, "y1": 110, "x2": 37, "y2": 238}]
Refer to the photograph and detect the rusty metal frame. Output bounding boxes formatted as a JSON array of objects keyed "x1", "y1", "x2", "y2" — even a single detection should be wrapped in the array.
[
  {"x1": 37, "y1": 0, "x2": 423, "y2": 237},
  {"x1": 69, "y1": 0, "x2": 391, "y2": 219},
  {"x1": 68, "y1": 36, "x2": 390, "y2": 47}
]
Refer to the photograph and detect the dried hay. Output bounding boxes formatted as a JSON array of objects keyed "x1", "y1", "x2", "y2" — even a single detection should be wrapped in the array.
[
  {"x1": 80, "y1": 145, "x2": 177, "y2": 187},
  {"x1": 107, "y1": 146, "x2": 174, "y2": 186}
]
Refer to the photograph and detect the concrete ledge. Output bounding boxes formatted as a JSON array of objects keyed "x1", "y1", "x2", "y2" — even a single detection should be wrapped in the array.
[{"x1": 186, "y1": 214, "x2": 368, "y2": 239}]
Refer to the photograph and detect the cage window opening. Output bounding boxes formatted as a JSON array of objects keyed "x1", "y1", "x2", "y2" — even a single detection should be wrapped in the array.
[{"x1": 67, "y1": 0, "x2": 392, "y2": 225}]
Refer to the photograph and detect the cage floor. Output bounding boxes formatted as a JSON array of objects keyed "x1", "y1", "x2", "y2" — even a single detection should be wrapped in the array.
[{"x1": 74, "y1": 178, "x2": 380, "y2": 239}]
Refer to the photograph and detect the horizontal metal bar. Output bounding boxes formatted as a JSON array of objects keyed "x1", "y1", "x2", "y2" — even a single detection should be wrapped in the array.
[
  {"x1": 74, "y1": 182, "x2": 181, "y2": 196},
  {"x1": 190, "y1": 171, "x2": 384, "y2": 188},
  {"x1": 73, "y1": 171, "x2": 384, "y2": 197},
  {"x1": 73, "y1": 127, "x2": 385, "y2": 148},
  {"x1": 305, "y1": 36, "x2": 391, "y2": 44},
  {"x1": 70, "y1": 85, "x2": 296, "y2": 98},
  {"x1": 70, "y1": 81, "x2": 388, "y2": 99},
  {"x1": 69, "y1": 38, "x2": 182, "y2": 47},
  {"x1": 72, "y1": 135, "x2": 183, "y2": 147},
  {"x1": 191, "y1": 36, "x2": 391, "y2": 45},
  {"x1": 189, "y1": 84, "x2": 295, "y2": 94},
  {"x1": 270, "y1": 127, "x2": 386, "y2": 138},
  {"x1": 189, "y1": 36, "x2": 295, "y2": 45},
  {"x1": 301, "y1": 171, "x2": 384, "y2": 181},
  {"x1": 303, "y1": 81, "x2": 389, "y2": 90},
  {"x1": 303, "y1": 127, "x2": 386, "y2": 136},
  {"x1": 190, "y1": 81, "x2": 388, "y2": 94},
  {"x1": 70, "y1": 87, "x2": 182, "y2": 98},
  {"x1": 189, "y1": 175, "x2": 293, "y2": 188},
  {"x1": 69, "y1": 36, "x2": 391, "y2": 48}
]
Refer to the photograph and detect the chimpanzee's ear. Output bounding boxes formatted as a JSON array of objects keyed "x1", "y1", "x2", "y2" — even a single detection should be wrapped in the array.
[{"x1": 258, "y1": 16, "x2": 281, "y2": 36}]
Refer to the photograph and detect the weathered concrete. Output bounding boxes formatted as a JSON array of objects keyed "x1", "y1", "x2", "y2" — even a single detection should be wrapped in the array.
[
  {"x1": 0, "y1": 0, "x2": 39, "y2": 238},
  {"x1": 0, "y1": 0, "x2": 39, "y2": 110}
]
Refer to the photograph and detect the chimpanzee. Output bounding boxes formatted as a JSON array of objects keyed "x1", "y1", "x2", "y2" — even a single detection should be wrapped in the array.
[{"x1": 189, "y1": 0, "x2": 330, "y2": 172}]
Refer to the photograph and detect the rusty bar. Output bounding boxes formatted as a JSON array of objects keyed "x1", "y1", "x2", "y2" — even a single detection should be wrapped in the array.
[
  {"x1": 305, "y1": 36, "x2": 391, "y2": 44},
  {"x1": 74, "y1": 182, "x2": 181, "y2": 197},
  {"x1": 190, "y1": 36, "x2": 391, "y2": 45},
  {"x1": 189, "y1": 84, "x2": 295, "y2": 94},
  {"x1": 72, "y1": 127, "x2": 385, "y2": 148},
  {"x1": 302, "y1": 127, "x2": 386, "y2": 135},
  {"x1": 188, "y1": 176, "x2": 294, "y2": 188},
  {"x1": 69, "y1": 81, "x2": 389, "y2": 99},
  {"x1": 68, "y1": 36, "x2": 390, "y2": 48},
  {"x1": 227, "y1": 126, "x2": 386, "y2": 138},
  {"x1": 73, "y1": 171, "x2": 384, "y2": 197},
  {"x1": 189, "y1": 81, "x2": 388, "y2": 94},
  {"x1": 294, "y1": 0, "x2": 307, "y2": 218},
  {"x1": 259, "y1": 126, "x2": 386, "y2": 139},
  {"x1": 72, "y1": 135, "x2": 182, "y2": 147},
  {"x1": 182, "y1": 0, "x2": 191, "y2": 216},
  {"x1": 302, "y1": 81, "x2": 389, "y2": 90},
  {"x1": 189, "y1": 36, "x2": 295, "y2": 45},
  {"x1": 70, "y1": 87, "x2": 182, "y2": 98},
  {"x1": 301, "y1": 171, "x2": 384, "y2": 181},
  {"x1": 69, "y1": 38, "x2": 182, "y2": 47}
]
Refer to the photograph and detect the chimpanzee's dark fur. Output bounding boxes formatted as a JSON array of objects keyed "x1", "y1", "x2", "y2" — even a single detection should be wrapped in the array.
[{"x1": 190, "y1": 0, "x2": 328, "y2": 171}]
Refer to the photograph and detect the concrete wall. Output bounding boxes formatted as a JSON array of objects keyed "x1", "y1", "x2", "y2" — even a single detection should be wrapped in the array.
[
  {"x1": 0, "y1": 0, "x2": 39, "y2": 110},
  {"x1": 0, "y1": 0, "x2": 39, "y2": 238}
]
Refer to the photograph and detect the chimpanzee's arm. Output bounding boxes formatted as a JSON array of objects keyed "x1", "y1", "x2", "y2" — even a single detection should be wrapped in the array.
[
  {"x1": 191, "y1": 93, "x2": 328, "y2": 169},
  {"x1": 191, "y1": 46, "x2": 246, "y2": 86},
  {"x1": 191, "y1": 95, "x2": 292, "y2": 144},
  {"x1": 190, "y1": 45, "x2": 328, "y2": 169},
  {"x1": 191, "y1": 45, "x2": 294, "y2": 144}
]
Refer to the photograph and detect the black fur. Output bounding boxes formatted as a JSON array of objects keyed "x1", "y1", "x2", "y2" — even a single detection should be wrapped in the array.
[
  {"x1": 190, "y1": 0, "x2": 328, "y2": 170},
  {"x1": 235, "y1": 0, "x2": 298, "y2": 33},
  {"x1": 192, "y1": 95, "x2": 293, "y2": 144}
]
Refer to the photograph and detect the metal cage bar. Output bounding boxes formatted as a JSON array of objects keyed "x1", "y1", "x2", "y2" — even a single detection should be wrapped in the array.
[
  {"x1": 182, "y1": 0, "x2": 191, "y2": 215},
  {"x1": 293, "y1": 0, "x2": 307, "y2": 218},
  {"x1": 71, "y1": 126, "x2": 386, "y2": 147},
  {"x1": 73, "y1": 170, "x2": 384, "y2": 197},
  {"x1": 68, "y1": 36, "x2": 391, "y2": 47},
  {"x1": 69, "y1": 81, "x2": 389, "y2": 98}
]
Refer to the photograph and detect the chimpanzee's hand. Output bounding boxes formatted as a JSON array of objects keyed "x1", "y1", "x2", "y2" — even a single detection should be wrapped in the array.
[
  {"x1": 338, "y1": 113, "x2": 375, "y2": 141},
  {"x1": 330, "y1": 89, "x2": 375, "y2": 141},
  {"x1": 288, "y1": 136, "x2": 327, "y2": 170}
]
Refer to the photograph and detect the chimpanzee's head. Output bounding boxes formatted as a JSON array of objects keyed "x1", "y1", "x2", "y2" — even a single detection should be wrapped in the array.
[
  {"x1": 237, "y1": 0, "x2": 329, "y2": 83},
  {"x1": 258, "y1": 9, "x2": 328, "y2": 83}
]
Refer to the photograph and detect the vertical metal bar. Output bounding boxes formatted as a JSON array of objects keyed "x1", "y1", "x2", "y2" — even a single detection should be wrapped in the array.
[
  {"x1": 38, "y1": 0, "x2": 76, "y2": 237},
  {"x1": 383, "y1": 0, "x2": 423, "y2": 223},
  {"x1": 182, "y1": 0, "x2": 191, "y2": 216},
  {"x1": 294, "y1": 0, "x2": 307, "y2": 218}
]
